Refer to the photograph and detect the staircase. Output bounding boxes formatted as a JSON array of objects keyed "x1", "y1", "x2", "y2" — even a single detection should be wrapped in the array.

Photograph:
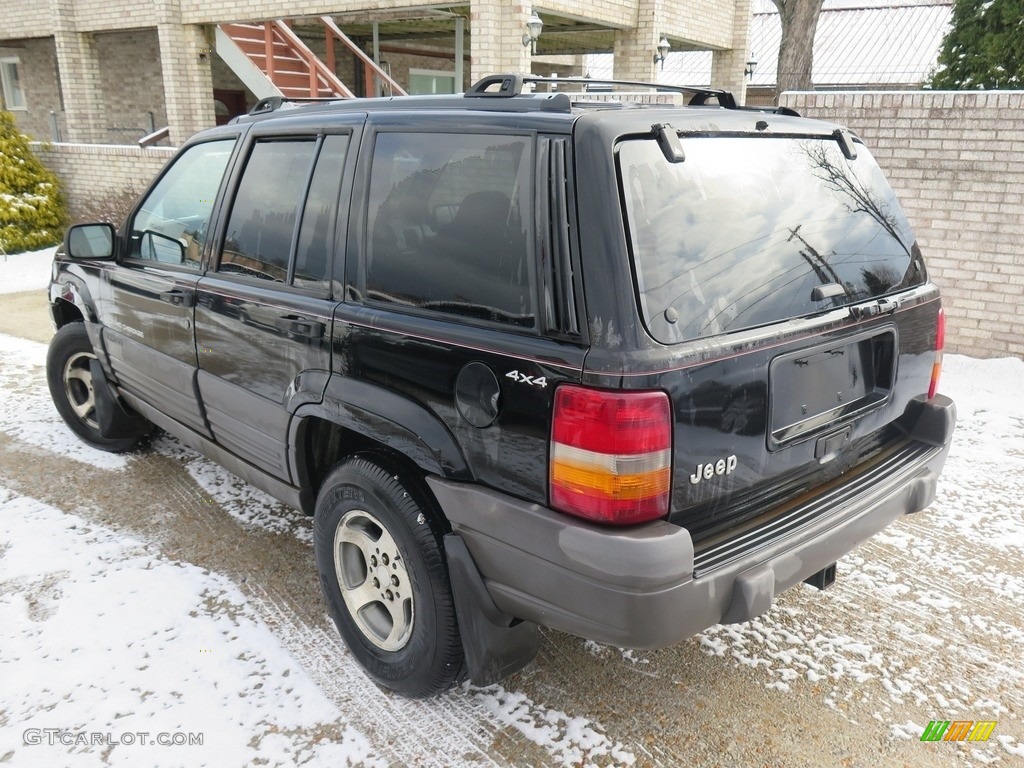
[
  {"x1": 219, "y1": 21, "x2": 352, "y2": 98},
  {"x1": 217, "y1": 19, "x2": 407, "y2": 101}
]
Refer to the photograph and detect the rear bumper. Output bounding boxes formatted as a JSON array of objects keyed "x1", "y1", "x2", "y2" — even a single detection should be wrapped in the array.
[{"x1": 428, "y1": 394, "x2": 955, "y2": 649}]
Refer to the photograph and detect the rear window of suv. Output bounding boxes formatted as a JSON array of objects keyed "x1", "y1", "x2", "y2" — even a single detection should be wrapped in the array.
[{"x1": 618, "y1": 136, "x2": 925, "y2": 344}]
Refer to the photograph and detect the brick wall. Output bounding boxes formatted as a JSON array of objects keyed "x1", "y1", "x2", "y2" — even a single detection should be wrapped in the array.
[
  {"x1": 664, "y1": 0, "x2": 734, "y2": 50},
  {"x1": 34, "y1": 143, "x2": 173, "y2": 221},
  {"x1": 0, "y1": 2, "x2": 50, "y2": 39},
  {"x1": 469, "y1": 3, "x2": 532, "y2": 81},
  {"x1": 180, "y1": 0, "x2": 428, "y2": 25},
  {"x1": 0, "y1": 38, "x2": 64, "y2": 142},
  {"x1": 73, "y1": 0, "x2": 159, "y2": 33},
  {"x1": 5, "y1": 0, "x2": 747, "y2": 147},
  {"x1": 708, "y1": 0, "x2": 752, "y2": 102},
  {"x1": 95, "y1": 29, "x2": 168, "y2": 144},
  {"x1": 781, "y1": 90, "x2": 1024, "y2": 359}
]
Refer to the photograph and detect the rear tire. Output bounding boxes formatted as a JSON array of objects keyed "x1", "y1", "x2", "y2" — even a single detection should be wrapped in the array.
[
  {"x1": 46, "y1": 323, "x2": 147, "y2": 452},
  {"x1": 313, "y1": 455, "x2": 465, "y2": 697}
]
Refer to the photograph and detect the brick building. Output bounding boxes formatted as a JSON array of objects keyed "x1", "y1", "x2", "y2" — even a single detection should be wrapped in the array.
[{"x1": 0, "y1": 0, "x2": 755, "y2": 148}]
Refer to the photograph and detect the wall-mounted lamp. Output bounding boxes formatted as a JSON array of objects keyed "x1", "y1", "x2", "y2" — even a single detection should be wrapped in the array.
[
  {"x1": 745, "y1": 55, "x2": 758, "y2": 78},
  {"x1": 522, "y1": 11, "x2": 543, "y2": 55},
  {"x1": 653, "y1": 36, "x2": 670, "y2": 70}
]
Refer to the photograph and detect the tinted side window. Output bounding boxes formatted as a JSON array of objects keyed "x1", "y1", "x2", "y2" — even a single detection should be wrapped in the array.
[
  {"x1": 294, "y1": 135, "x2": 349, "y2": 289},
  {"x1": 366, "y1": 132, "x2": 534, "y2": 327},
  {"x1": 220, "y1": 140, "x2": 316, "y2": 283},
  {"x1": 129, "y1": 139, "x2": 235, "y2": 268}
]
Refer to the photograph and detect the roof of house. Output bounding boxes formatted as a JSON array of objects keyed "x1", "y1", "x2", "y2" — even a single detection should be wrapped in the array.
[{"x1": 585, "y1": 1, "x2": 953, "y2": 89}]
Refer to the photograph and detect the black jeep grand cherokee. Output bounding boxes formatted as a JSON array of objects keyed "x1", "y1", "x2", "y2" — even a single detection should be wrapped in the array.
[{"x1": 48, "y1": 74, "x2": 955, "y2": 697}]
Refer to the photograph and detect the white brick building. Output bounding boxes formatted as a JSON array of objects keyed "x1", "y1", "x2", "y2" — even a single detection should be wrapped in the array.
[{"x1": 0, "y1": 0, "x2": 754, "y2": 147}]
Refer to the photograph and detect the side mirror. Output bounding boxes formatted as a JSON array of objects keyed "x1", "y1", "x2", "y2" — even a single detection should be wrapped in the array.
[
  {"x1": 65, "y1": 223, "x2": 116, "y2": 260},
  {"x1": 140, "y1": 230, "x2": 186, "y2": 265}
]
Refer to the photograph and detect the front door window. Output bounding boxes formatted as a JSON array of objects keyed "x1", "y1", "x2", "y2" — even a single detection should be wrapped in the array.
[{"x1": 128, "y1": 139, "x2": 236, "y2": 268}]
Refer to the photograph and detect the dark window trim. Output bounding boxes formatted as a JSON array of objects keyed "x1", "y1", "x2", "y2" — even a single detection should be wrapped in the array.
[
  {"x1": 287, "y1": 136, "x2": 323, "y2": 284},
  {"x1": 205, "y1": 124, "x2": 358, "y2": 299},
  {"x1": 201, "y1": 268, "x2": 335, "y2": 299},
  {"x1": 209, "y1": 128, "x2": 355, "y2": 298},
  {"x1": 536, "y1": 136, "x2": 579, "y2": 338}
]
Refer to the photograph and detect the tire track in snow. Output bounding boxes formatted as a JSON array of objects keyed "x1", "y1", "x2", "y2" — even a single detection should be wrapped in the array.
[
  {"x1": 244, "y1": 580, "x2": 508, "y2": 767},
  {"x1": 0, "y1": 333, "x2": 638, "y2": 766}
]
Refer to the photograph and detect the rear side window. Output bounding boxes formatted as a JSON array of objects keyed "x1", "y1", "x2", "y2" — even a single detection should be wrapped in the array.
[
  {"x1": 619, "y1": 136, "x2": 925, "y2": 343},
  {"x1": 218, "y1": 135, "x2": 349, "y2": 288},
  {"x1": 221, "y1": 140, "x2": 317, "y2": 282},
  {"x1": 295, "y1": 135, "x2": 349, "y2": 288},
  {"x1": 365, "y1": 132, "x2": 535, "y2": 327}
]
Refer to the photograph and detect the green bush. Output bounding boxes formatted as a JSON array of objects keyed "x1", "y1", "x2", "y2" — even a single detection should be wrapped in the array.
[{"x1": 0, "y1": 111, "x2": 67, "y2": 254}]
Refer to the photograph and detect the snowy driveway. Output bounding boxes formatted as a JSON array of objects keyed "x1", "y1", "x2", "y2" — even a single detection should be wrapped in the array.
[{"x1": 0, "y1": 262, "x2": 1021, "y2": 767}]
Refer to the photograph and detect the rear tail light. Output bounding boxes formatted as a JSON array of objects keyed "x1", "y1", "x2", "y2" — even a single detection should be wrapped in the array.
[
  {"x1": 550, "y1": 385, "x2": 671, "y2": 525},
  {"x1": 928, "y1": 307, "x2": 945, "y2": 400}
]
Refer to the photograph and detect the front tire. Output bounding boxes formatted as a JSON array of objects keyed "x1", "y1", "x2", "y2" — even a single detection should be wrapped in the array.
[
  {"x1": 46, "y1": 323, "x2": 146, "y2": 452},
  {"x1": 313, "y1": 456, "x2": 465, "y2": 697}
]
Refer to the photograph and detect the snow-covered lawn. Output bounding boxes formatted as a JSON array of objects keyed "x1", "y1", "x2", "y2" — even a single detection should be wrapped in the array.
[
  {"x1": 0, "y1": 246, "x2": 55, "y2": 295},
  {"x1": 0, "y1": 491, "x2": 381, "y2": 767},
  {"x1": 0, "y1": 327, "x2": 634, "y2": 766}
]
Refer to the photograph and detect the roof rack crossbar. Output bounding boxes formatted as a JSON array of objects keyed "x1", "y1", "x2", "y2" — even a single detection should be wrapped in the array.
[
  {"x1": 466, "y1": 74, "x2": 737, "y2": 109},
  {"x1": 248, "y1": 95, "x2": 346, "y2": 115}
]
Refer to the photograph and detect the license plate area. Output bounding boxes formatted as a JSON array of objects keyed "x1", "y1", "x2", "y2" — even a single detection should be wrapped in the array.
[{"x1": 768, "y1": 328, "x2": 895, "y2": 449}]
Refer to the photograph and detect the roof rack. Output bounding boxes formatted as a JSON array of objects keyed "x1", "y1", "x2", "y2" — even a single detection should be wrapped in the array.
[
  {"x1": 466, "y1": 74, "x2": 738, "y2": 109},
  {"x1": 237, "y1": 76, "x2": 802, "y2": 120},
  {"x1": 247, "y1": 95, "x2": 345, "y2": 115}
]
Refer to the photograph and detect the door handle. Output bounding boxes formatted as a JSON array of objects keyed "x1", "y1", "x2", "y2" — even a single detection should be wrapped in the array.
[
  {"x1": 275, "y1": 315, "x2": 324, "y2": 338},
  {"x1": 159, "y1": 289, "x2": 194, "y2": 308}
]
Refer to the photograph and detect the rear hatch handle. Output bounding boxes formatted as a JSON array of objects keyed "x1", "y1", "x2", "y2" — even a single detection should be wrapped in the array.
[{"x1": 851, "y1": 296, "x2": 901, "y2": 320}]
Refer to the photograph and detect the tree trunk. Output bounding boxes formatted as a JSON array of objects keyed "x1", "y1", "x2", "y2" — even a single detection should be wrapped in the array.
[{"x1": 774, "y1": 0, "x2": 824, "y2": 96}]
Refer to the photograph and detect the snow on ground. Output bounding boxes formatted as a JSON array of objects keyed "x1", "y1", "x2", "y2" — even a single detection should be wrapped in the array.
[
  {"x1": 1, "y1": 248, "x2": 1020, "y2": 763},
  {"x1": 694, "y1": 354, "x2": 1024, "y2": 762},
  {"x1": 0, "y1": 334, "x2": 128, "y2": 470},
  {"x1": 151, "y1": 433, "x2": 314, "y2": 543},
  {"x1": 0, "y1": 489, "x2": 383, "y2": 768},
  {"x1": 0, "y1": 246, "x2": 56, "y2": 295},
  {"x1": 467, "y1": 685, "x2": 636, "y2": 767},
  {"x1": 0, "y1": 325, "x2": 635, "y2": 767}
]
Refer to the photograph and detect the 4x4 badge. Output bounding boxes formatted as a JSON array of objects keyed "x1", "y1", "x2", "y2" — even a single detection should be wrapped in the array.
[
  {"x1": 505, "y1": 370, "x2": 547, "y2": 389},
  {"x1": 690, "y1": 455, "x2": 738, "y2": 484}
]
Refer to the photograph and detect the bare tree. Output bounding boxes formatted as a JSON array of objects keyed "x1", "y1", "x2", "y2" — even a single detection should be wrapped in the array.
[
  {"x1": 801, "y1": 141, "x2": 909, "y2": 257},
  {"x1": 772, "y1": 0, "x2": 824, "y2": 96}
]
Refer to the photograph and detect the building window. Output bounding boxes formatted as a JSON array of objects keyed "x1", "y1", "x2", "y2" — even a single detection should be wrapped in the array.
[
  {"x1": 1, "y1": 58, "x2": 26, "y2": 110},
  {"x1": 408, "y1": 69, "x2": 457, "y2": 95}
]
